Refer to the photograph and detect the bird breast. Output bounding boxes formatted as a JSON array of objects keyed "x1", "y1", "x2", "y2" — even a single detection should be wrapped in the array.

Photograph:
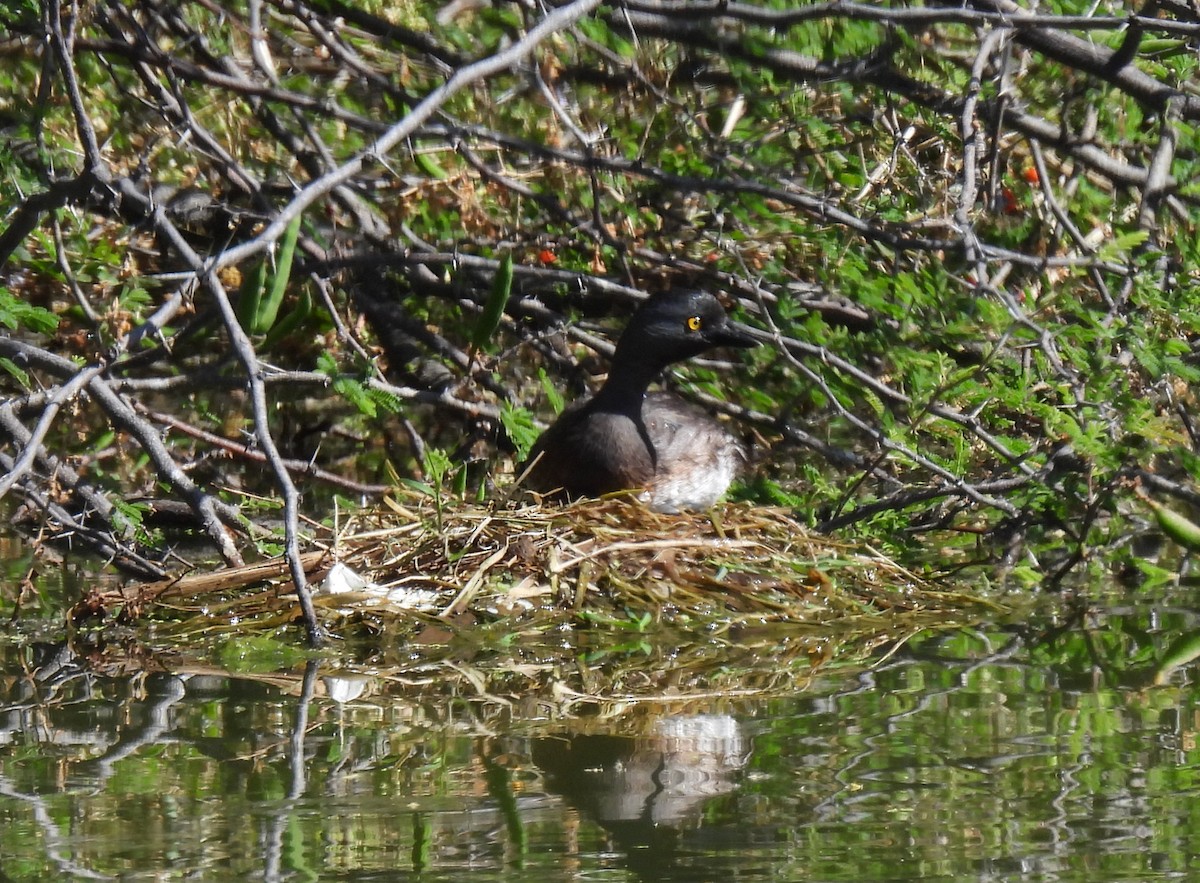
[
  {"x1": 640, "y1": 393, "x2": 745, "y2": 513},
  {"x1": 522, "y1": 392, "x2": 745, "y2": 512}
]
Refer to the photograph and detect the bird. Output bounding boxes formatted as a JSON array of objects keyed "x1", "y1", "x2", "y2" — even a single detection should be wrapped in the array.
[{"x1": 521, "y1": 289, "x2": 759, "y2": 513}]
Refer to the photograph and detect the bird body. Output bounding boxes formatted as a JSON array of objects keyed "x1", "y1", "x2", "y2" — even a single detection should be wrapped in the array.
[{"x1": 522, "y1": 290, "x2": 757, "y2": 512}]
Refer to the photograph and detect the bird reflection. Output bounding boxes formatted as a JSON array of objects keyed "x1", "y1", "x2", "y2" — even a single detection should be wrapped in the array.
[{"x1": 534, "y1": 714, "x2": 748, "y2": 879}]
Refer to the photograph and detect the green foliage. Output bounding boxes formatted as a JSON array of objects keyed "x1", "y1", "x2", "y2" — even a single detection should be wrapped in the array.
[
  {"x1": 471, "y1": 252, "x2": 512, "y2": 353},
  {"x1": 537, "y1": 368, "x2": 564, "y2": 416},
  {"x1": 398, "y1": 447, "x2": 461, "y2": 530},
  {"x1": 109, "y1": 499, "x2": 159, "y2": 547},
  {"x1": 317, "y1": 352, "x2": 401, "y2": 418},
  {"x1": 499, "y1": 403, "x2": 539, "y2": 462},
  {"x1": 422, "y1": 447, "x2": 453, "y2": 488},
  {"x1": 3, "y1": 0, "x2": 1200, "y2": 582},
  {"x1": 0, "y1": 0, "x2": 38, "y2": 29},
  {"x1": 258, "y1": 287, "x2": 313, "y2": 353},
  {"x1": 257, "y1": 213, "x2": 302, "y2": 332},
  {"x1": 1146, "y1": 499, "x2": 1200, "y2": 553},
  {"x1": 733, "y1": 476, "x2": 806, "y2": 509},
  {"x1": 0, "y1": 357, "x2": 30, "y2": 388},
  {"x1": 238, "y1": 213, "x2": 303, "y2": 335},
  {"x1": 0, "y1": 288, "x2": 57, "y2": 335}
]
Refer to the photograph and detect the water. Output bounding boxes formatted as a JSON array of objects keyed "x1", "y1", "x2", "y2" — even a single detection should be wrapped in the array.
[{"x1": 3, "y1": 588, "x2": 1200, "y2": 881}]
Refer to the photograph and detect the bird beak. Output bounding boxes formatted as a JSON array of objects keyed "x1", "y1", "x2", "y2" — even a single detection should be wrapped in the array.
[{"x1": 711, "y1": 320, "x2": 759, "y2": 349}]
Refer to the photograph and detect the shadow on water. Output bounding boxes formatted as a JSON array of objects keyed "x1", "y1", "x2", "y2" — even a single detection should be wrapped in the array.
[{"x1": 4, "y1": 572, "x2": 1200, "y2": 881}]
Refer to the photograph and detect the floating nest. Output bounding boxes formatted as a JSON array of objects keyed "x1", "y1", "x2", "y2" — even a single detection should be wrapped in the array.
[
  {"x1": 79, "y1": 489, "x2": 1008, "y2": 708},
  {"x1": 98, "y1": 488, "x2": 1001, "y2": 641}
]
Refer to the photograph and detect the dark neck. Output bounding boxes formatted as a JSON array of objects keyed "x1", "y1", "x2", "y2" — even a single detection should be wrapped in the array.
[{"x1": 592, "y1": 342, "x2": 668, "y2": 411}]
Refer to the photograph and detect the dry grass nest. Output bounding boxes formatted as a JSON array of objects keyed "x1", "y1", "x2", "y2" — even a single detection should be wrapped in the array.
[
  {"x1": 103, "y1": 487, "x2": 1003, "y2": 642},
  {"x1": 83, "y1": 490, "x2": 1010, "y2": 711}
]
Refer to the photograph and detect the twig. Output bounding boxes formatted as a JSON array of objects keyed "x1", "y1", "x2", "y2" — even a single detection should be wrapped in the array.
[
  {"x1": 212, "y1": 0, "x2": 606, "y2": 272},
  {"x1": 134, "y1": 404, "x2": 392, "y2": 497}
]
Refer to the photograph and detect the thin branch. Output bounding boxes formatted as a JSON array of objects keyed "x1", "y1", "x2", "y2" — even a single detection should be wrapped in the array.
[
  {"x1": 213, "y1": 0, "x2": 606, "y2": 271},
  {"x1": 0, "y1": 363, "x2": 103, "y2": 501}
]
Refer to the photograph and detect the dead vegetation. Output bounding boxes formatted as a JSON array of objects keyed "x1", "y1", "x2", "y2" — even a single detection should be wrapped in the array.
[
  {"x1": 96, "y1": 488, "x2": 1003, "y2": 648},
  {"x1": 69, "y1": 488, "x2": 1011, "y2": 706}
]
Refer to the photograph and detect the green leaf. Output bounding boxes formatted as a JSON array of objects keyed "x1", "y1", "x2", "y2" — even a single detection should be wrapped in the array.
[
  {"x1": 236, "y1": 258, "x2": 269, "y2": 331},
  {"x1": 472, "y1": 252, "x2": 512, "y2": 352},
  {"x1": 1147, "y1": 499, "x2": 1200, "y2": 552},
  {"x1": 0, "y1": 288, "x2": 58, "y2": 334},
  {"x1": 1154, "y1": 632, "x2": 1200, "y2": 685},
  {"x1": 367, "y1": 386, "x2": 403, "y2": 415},
  {"x1": 316, "y1": 351, "x2": 337, "y2": 375},
  {"x1": 1098, "y1": 229, "x2": 1149, "y2": 261},
  {"x1": 538, "y1": 368, "x2": 565, "y2": 416},
  {"x1": 334, "y1": 375, "x2": 377, "y2": 417},
  {"x1": 422, "y1": 448, "x2": 453, "y2": 486},
  {"x1": 399, "y1": 478, "x2": 436, "y2": 498},
  {"x1": 0, "y1": 357, "x2": 29, "y2": 388},
  {"x1": 110, "y1": 499, "x2": 150, "y2": 535},
  {"x1": 500, "y1": 403, "x2": 540, "y2": 461},
  {"x1": 413, "y1": 147, "x2": 449, "y2": 180},
  {"x1": 258, "y1": 285, "x2": 311, "y2": 353},
  {"x1": 255, "y1": 212, "x2": 302, "y2": 333}
]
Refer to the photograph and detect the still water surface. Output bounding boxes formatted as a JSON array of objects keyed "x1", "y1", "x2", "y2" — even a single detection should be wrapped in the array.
[{"x1": 2, "y1": 592, "x2": 1200, "y2": 881}]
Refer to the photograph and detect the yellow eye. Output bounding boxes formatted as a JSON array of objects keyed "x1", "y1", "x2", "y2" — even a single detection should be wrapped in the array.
[{"x1": 686, "y1": 315, "x2": 703, "y2": 332}]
